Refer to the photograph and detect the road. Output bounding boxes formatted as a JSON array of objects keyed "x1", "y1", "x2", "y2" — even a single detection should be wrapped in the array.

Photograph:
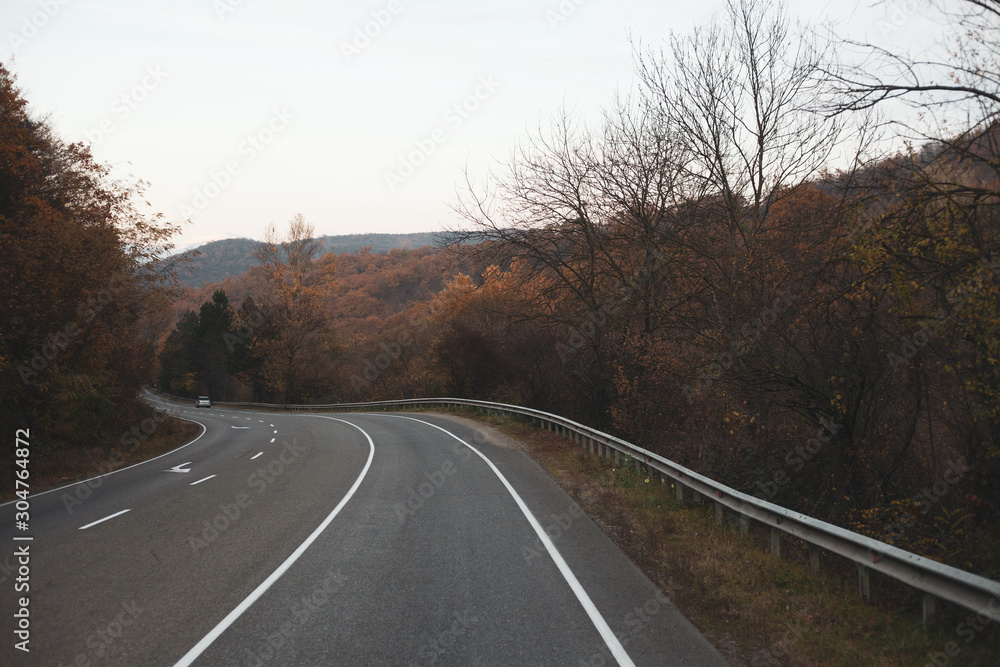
[{"x1": 0, "y1": 395, "x2": 728, "y2": 666}]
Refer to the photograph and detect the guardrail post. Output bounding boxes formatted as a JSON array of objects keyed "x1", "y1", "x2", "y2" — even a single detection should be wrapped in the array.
[
  {"x1": 614, "y1": 449, "x2": 621, "y2": 464},
  {"x1": 809, "y1": 545, "x2": 820, "y2": 572},
  {"x1": 675, "y1": 483, "x2": 683, "y2": 502},
  {"x1": 922, "y1": 594, "x2": 937, "y2": 629},
  {"x1": 857, "y1": 564, "x2": 871, "y2": 601},
  {"x1": 588, "y1": 438, "x2": 594, "y2": 455},
  {"x1": 770, "y1": 527, "x2": 781, "y2": 558},
  {"x1": 714, "y1": 502, "x2": 724, "y2": 526},
  {"x1": 739, "y1": 515, "x2": 749, "y2": 536}
]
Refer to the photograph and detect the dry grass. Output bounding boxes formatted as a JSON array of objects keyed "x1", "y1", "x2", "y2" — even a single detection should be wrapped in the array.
[
  {"x1": 3, "y1": 415, "x2": 202, "y2": 502},
  {"x1": 478, "y1": 414, "x2": 1000, "y2": 667}
]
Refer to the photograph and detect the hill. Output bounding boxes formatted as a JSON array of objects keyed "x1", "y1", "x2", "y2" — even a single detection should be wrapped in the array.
[{"x1": 174, "y1": 232, "x2": 443, "y2": 288}]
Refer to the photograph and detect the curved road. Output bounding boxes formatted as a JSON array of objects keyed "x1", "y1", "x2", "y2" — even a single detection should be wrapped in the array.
[{"x1": 0, "y1": 396, "x2": 727, "y2": 666}]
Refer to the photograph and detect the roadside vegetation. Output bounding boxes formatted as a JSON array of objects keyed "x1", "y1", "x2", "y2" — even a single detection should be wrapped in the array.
[
  {"x1": 477, "y1": 411, "x2": 1000, "y2": 666},
  {"x1": 3, "y1": 0, "x2": 998, "y2": 602},
  {"x1": 151, "y1": 1, "x2": 1000, "y2": 580}
]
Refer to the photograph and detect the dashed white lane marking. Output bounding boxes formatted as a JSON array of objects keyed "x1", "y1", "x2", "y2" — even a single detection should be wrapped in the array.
[
  {"x1": 172, "y1": 417, "x2": 375, "y2": 667},
  {"x1": 190, "y1": 475, "x2": 217, "y2": 486},
  {"x1": 251, "y1": 452, "x2": 264, "y2": 460},
  {"x1": 0, "y1": 420, "x2": 207, "y2": 508},
  {"x1": 231, "y1": 426, "x2": 250, "y2": 430},
  {"x1": 270, "y1": 438, "x2": 276, "y2": 443},
  {"x1": 79, "y1": 509, "x2": 131, "y2": 530}
]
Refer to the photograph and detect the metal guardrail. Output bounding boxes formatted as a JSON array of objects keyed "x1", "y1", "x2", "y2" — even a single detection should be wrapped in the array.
[{"x1": 146, "y1": 389, "x2": 1000, "y2": 627}]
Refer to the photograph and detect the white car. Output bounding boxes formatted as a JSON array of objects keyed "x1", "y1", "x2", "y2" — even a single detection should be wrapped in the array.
[{"x1": 195, "y1": 396, "x2": 211, "y2": 408}]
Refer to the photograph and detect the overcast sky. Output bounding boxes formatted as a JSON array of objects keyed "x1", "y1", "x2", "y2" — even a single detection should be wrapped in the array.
[{"x1": 2, "y1": 0, "x2": 940, "y2": 249}]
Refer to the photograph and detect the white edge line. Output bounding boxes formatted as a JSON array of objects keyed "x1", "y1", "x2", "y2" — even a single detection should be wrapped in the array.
[
  {"x1": 79, "y1": 509, "x2": 131, "y2": 530},
  {"x1": 0, "y1": 407, "x2": 208, "y2": 508},
  {"x1": 251, "y1": 452, "x2": 264, "y2": 460},
  {"x1": 190, "y1": 475, "x2": 217, "y2": 486},
  {"x1": 381, "y1": 414, "x2": 636, "y2": 667},
  {"x1": 171, "y1": 416, "x2": 375, "y2": 667}
]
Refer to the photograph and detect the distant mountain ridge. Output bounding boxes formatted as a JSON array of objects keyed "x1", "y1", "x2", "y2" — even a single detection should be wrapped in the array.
[{"x1": 174, "y1": 232, "x2": 443, "y2": 288}]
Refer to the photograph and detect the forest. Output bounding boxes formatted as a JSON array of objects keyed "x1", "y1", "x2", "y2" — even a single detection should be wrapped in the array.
[{"x1": 2, "y1": 0, "x2": 999, "y2": 576}]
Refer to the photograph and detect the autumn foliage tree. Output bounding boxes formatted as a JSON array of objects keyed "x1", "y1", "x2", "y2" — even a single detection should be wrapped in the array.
[{"x1": 0, "y1": 63, "x2": 181, "y2": 477}]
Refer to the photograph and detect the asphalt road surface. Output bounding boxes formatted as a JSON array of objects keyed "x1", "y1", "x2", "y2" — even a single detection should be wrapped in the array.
[{"x1": 0, "y1": 394, "x2": 728, "y2": 666}]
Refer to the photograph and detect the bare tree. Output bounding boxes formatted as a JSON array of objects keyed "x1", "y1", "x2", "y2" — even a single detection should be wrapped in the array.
[
  {"x1": 822, "y1": 0, "x2": 1000, "y2": 495},
  {"x1": 637, "y1": 0, "x2": 845, "y2": 243},
  {"x1": 450, "y1": 99, "x2": 690, "y2": 419},
  {"x1": 252, "y1": 214, "x2": 333, "y2": 401}
]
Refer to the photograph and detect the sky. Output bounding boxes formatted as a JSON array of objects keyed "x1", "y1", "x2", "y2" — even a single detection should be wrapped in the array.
[{"x1": 1, "y1": 0, "x2": 941, "y2": 250}]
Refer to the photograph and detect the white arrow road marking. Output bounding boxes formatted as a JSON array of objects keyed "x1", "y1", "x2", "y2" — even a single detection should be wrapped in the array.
[
  {"x1": 383, "y1": 415, "x2": 637, "y2": 667},
  {"x1": 251, "y1": 452, "x2": 264, "y2": 460},
  {"x1": 172, "y1": 417, "x2": 374, "y2": 667},
  {"x1": 166, "y1": 462, "x2": 193, "y2": 473},
  {"x1": 190, "y1": 475, "x2": 216, "y2": 486},
  {"x1": 79, "y1": 509, "x2": 131, "y2": 530},
  {"x1": 0, "y1": 419, "x2": 207, "y2": 509}
]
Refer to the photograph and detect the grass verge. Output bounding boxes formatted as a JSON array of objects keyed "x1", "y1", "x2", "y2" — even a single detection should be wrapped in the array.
[
  {"x1": 2, "y1": 414, "x2": 202, "y2": 502},
  {"x1": 469, "y1": 412, "x2": 999, "y2": 667}
]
